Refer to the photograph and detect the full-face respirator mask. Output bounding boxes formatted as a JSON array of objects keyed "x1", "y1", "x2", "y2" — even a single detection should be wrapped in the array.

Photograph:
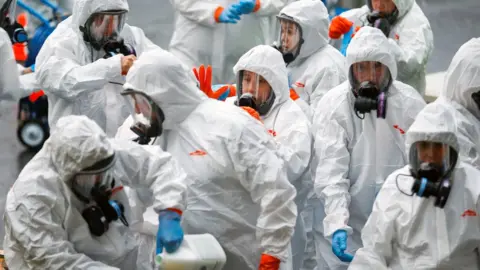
[
  {"x1": 272, "y1": 14, "x2": 304, "y2": 65},
  {"x1": 234, "y1": 70, "x2": 275, "y2": 116},
  {"x1": 80, "y1": 9, "x2": 128, "y2": 51},
  {"x1": 71, "y1": 155, "x2": 129, "y2": 237}
]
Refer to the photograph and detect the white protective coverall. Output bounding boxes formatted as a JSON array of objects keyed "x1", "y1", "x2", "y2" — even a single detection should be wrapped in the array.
[
  {"x1": 35, "y1": 0, "x2": 159, "y2": 136},
  {"x1": 116, "y1": 49, "x2": 297, "y2": 270},
  {"x1": 3, "y1": 115, "x2": 187, "y2": 270},
  {"x1": 0, "y1": 28, "x2": 22, "y2": 100},
  {"x1": 232, "y1": 44, "x2": 312, "y2": 270},
  {"x1": 350, "y1": 104, "x2": 480, "y2": 270},
  {"x1": 339, "y1": 0, "x2": 433, "y2": 94},
  {"x1": 280, "y1": 0, "x2": 347, "y2": 120},
  {"x1": 168, "y1": 0, "x2": 291, "y2": 84},
  {"x1": 312, "y1": 26, "x2": 426, "y2": 270}
]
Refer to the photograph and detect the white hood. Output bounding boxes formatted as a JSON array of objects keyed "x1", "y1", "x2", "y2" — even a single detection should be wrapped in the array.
[
  {"x1": 233, "y1": 45, "x2": 290, "y2": 114},
  {"x1": 45, "y1": 115, "x2": 115, "y2": 180},
  {"x1": 346, "y1": 26, "x2": 398, "y2": 82},
  {"x1": 392, "y1": 0, "x2": 415, "y2": 19},
  {"x1": 71, "y1": 0, "x2": 129, "y2": 28},
  {"x1": 442, "y1": 38, "x2": 480, "y2": 120},
  {"x1": 278, "y1": 0, "x2": 329, "y2": 60},
  {"x1": 406, "y1": 103, "x2": 459, "y2": 159},
  {"x1": 124, "y1": 49, "x2": 207, "y2": 130}
]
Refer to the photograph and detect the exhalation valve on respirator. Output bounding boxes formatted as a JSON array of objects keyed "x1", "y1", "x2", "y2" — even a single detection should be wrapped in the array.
[{"x1": 103, "y1": 38, "x2": 136, "y2": 59}]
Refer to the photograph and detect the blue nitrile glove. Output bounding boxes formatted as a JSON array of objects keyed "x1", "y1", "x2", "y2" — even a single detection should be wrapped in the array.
[
  {"x1": 30, "y1": 64, "x2": 35, "y2": 72},
  {"x1": 157, "y1": 210, "x2": 184, "y2": 254},
  {"x1": 332, "y1": 229, "x2": 354, "y2": 262},
  {"x1": 232, "y1": 0, "x2": 256, "y2": 15},
  {"x1": 218, "y1": 6, "x2": 242, "y2": 24}
]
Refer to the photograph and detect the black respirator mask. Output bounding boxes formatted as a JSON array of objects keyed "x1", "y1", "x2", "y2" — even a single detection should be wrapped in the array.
[
  {"x1": 71, "y1": 156, "x2": 129, "y2": 237},
  {"x1": 234, "y1": 70, "x2": 276, "y2": 116},
  {"x1": 366, "y1": 1, "x2": 399, "y2": 37},
  {"x1": 121, "y1": 90, "x2": 165, "y2": 145},
  {"x1": 353, "y1": 81, "x2": 387, "y2": 119},
  {"x1": 102, "y1": 37, "x2": 136, "y2": 59},
  {"x1": 0, "y1": 0, "x2": 28, "y2": 44},
  {"x1": 273, "y1": 15, "x2": 304, "y2": 65},
  {"x1": 396, "y1": 141, "x2": 458, "y2": 209}
]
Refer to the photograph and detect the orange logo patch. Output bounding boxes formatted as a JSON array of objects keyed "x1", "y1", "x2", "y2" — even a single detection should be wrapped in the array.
[
  {"x1": 461, "y1": 209, "x2": 477, "y2": 217},
  {"x1": 393, "y1": 125, "x2": 405, "y2": 134},
  {"x1": 189, "y1": 150, "x2": 207, "y2": 156},
  {"x1": 268, "y1": 129, "x2": 277, "y2": 137},
  {"x1": 294, "y1": 82, "x2": 305, "y2": 88}
]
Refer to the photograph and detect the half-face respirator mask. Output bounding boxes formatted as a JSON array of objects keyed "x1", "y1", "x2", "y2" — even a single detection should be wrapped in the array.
[
  {"x1": 396, "y1": 141, "x2": 458, "y2": 208},
  {"x1": 121, "y1": 89, "x2": 165, "y2": 145},
  {"x1": 0, "y1": 0, "x2": 27, "y2": 44},
  {"x1": 71, "y1": 155, "x2": 129, "y2": 237},
  {"x1": 366, "y1": 1, "x2": 399, "y2": 37},
  {"x1": 349, "y1": 61, "x2": 391, "y2": 119},
  {"x1": 234, "y1": 70, "x2": 275, "y2": 116}
]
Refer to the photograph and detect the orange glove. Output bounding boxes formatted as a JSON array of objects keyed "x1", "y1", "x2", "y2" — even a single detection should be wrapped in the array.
[
  {"x1": 193, "y1": 65, "x2": 230, "y2": 100},
  {"x1": 289, "y1": 88, "x2": 299, "y2": 101},
  {"x1": 329, "y1": 16, "x2": 353, "y2": 39},
  {"x1": 241, "y1": 106, "x2": 262, "y2": 123},
  {"x1": 259, "y1": 254, "x2": 281, "y2": 270}
]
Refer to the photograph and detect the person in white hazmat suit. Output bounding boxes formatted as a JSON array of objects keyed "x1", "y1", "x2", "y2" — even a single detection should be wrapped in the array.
[
  {"x1": 349, "y1": 102, "x2": 480, "y2": 269},
  {"x1": 227, "y1": 44, "x2": 312, "y2": 270},
  {"x1": 115, "y1": 49, "x2": 297, "y2": 270},
  {"x1": 34, "y1": 0, "x2": 159, "y2": 136},
  {"x1": 168, "y1": 0, "x2": 291, "y2": 84},
  {"x1": 3, "y1": 115, "x2": 187, "y2": 270},
  {"x1": 328, "y1": 0, "x2": 433, "y2": 95},
  {"x1": 312, "y1": 26, "x2": 425, "y2": 269},
  {"x1": 274, "y1": 0, "x2": 347, "y2": 120},
  {"x1": 410, "y1": 38, "x2": 480, "y2": 170}
]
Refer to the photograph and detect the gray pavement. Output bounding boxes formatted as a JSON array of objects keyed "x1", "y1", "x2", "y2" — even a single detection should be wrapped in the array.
[{"x1": 1, "y1": 0, "x2": 479, "y2": 248}]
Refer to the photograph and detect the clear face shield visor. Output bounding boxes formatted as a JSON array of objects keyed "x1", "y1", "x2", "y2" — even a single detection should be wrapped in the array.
[
  {"x1": 238, "y1": 70, "x2": 273, "y2": 104},
  {"x1": 350, "y1": 61, "x2": 391, "y2": 96},
  {"x1": 277, "y1": 18, "x2": 302, "y2": 57},
  {"x1": 72, "y1": 156, "x2": 116, "y2": 200},
  {"x1": 86, "y1": 10, "x2": 127, "y2": 45},
  {"x1": 409, "y1": 141, "x2": 455, "y2": 181},
  {"x1": 121, "y1": 90, "x2": 164, "y2": 137}
]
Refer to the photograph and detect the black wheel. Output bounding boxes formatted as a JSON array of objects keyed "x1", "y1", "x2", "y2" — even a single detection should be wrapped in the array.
[{"x1": 17, "y1": 120, "x2": 49, "y2": 151}]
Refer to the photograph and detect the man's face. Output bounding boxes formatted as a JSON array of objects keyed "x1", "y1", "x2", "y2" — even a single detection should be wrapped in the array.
[
  {"x1": 89, "y1": 13, "x2": 125, "y2": 42},
  {"x1": 371, "y1": 0, "x2": 397, "y2": 14},
  {"x1": 416, "y1": 141, "x2": 448, "y2": 167},
  {"x1": 352, "y1": 61, "x2": 388, "y2": 86},
  {"x1": 241, "y1": 71, "x2": 272, "y2": 104},
  {"x1": 280, "y1": 20, "x2": 300, "y2": 53}
]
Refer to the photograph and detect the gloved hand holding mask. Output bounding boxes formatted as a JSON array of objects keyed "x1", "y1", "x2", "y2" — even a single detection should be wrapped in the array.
[
  {"x1": 157, "y1": 209, "x2": 184, "y2": 254},
  {"x1": 331, "y1": 229, "x2": 354, "y2": 262}
]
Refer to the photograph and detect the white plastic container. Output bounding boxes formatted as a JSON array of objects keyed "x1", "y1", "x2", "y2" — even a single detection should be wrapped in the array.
[{"x1": 155, "y1": 234, "x2": 227, "y2": 270}]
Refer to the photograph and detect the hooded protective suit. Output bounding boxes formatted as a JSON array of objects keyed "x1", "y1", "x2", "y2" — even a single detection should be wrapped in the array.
[
  {"x1": 35, "y1": 0, "x2": 159, "y2": 136},
  {"x1": 232, "y1": 44, "x2": 312, "y2": 270},
  {"x1": 0, "y1": 27, "x2": 22, "y2": 100},
  {"x1": 168, "y1": 0, "x2": 291, "y2": 84},
  {"x1": 339, "y1": 0, "x2": 433, "y2": 94},
  {"x1": 312, "y1": 27, "x2": 425, "y2": 269},
  {"x1": 117, "y1": 49, "x2": 297, "y2": 270},
  {"x1": 279, "y1": 0, "x2": 347, "y2": 120},
  {"x1": 350, "y1": 103, "x2": 480, "y2": 270},
  {"x1": 3, "y1": 115, "x2": 187, "y2": 270}
]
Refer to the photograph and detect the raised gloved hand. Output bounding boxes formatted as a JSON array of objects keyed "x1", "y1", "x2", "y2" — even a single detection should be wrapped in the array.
[
  {"x1": 215, "y1": 5, "x2": 241, "y2": 24},
  {"x1": 258, "y1": 254, "x2": 281, "y2": 270},
  {"x1": 232, "y1": 0, "x2": 257, "y2": 15},
  {"x1": 212, "y1": 84, "x2": 237, "y2": 101},
  {"x1": 329, "y1": 16, "x2": 353, "y2": 39},
  {"x1": 332, "y1": 229, "x2": 354, "y2": 262},
  {"x1": 241, "y1": 106, "x2": 262, "y2": 122},
  {"x1": 157, "y1": 209, "x2": 184, "y2": 254},
  {"x1": 193, "y1": 65, "x2": 233, "y2": 101}
]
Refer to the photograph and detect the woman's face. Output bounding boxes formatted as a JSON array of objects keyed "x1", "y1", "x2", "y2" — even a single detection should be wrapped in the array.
[
  {"x1": 352, "y1": 61, "x2": 388, "y2": 86},
  {"x1": 280, "y1": 20, "x2": 300, "y2": 53},
  {"x1": 241, "y1": 71, "x2": 272, "y2": 103}
]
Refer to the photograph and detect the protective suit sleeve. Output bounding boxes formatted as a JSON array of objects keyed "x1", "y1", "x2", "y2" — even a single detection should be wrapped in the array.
[
  {"x1": 273, "y1": 116, "x2": 312, "y2": 183},
  {"x1": 387, "y1": 23, "x2": 433, "y2": 87},
  {"x1": 349, "y1": 175, "x2": 400, "y2": 269},
  {"x1": 110, "y1": 139, "x2": 187, "y2": 213},
  {"x1": 310, "y1": 68, "x2": 347, "y2": 115},
  {"x1": 35, "y1": 43, "x2": 123, "y2": 101},
  {"x1": 295, "y1": 98, "x2": 313, "y2": 121},
  {"x1": 313, "y1": 111, "x2": 353, "y2": 238},
  {"x1": 0, "y1": 28, "x2": 22, "y2": 101},
  {"x1": 169, "y1": 0, "x2": 220, "y2": 27},
  {"x1": 231, "y1": 119, "x2": 297, "y2": 262},
  {"x1": 253, "y1": 0, "x2": 289, "y2": 16},
  {"x1": 4, "y1": 193, "x2": 119, "y2": 269}
]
